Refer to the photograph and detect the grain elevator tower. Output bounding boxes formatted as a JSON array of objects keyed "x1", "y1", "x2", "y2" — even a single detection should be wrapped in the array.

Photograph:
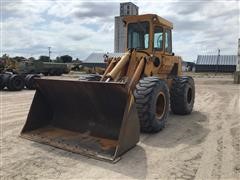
[{"x1": 114, "y1": 2, "x2": 139, "y2": 53}]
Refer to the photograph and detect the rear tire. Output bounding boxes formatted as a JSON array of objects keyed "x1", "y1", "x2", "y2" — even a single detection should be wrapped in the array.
[
  {"x1": 170, "y1": 76, "x2": 195, "y2": 115},
  {"x1": 79, "y1": 74, "x2": 102, "y2": 81},
  {"x1": 134, "y1": 76, "x2": 170, "y2": 133},
  {"x1": 7, "y1": 74, "x2": 25, "y2": 91}
]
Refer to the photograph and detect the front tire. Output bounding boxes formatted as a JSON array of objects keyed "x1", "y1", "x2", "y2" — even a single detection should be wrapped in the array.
[
  {"x1": 134, "y1": 76, "x2": 170, "y2": 133},
  {"x1": 0, "y1": 74, "x2": 5, "y2": 90},
  {"x1": 170, "y1": 76, "x2": 195, "y2": 115},
  {"x1": 25, "y1": 74, "x2": 40, "y2": 90}
]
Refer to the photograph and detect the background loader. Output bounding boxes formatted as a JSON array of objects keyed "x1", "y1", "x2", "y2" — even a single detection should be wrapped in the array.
[{"x1": 20, "y1": 14, "x2": 195, "y2": 162}]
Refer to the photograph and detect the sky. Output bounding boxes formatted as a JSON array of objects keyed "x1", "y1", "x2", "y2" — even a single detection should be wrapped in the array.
[{"x1": 1, "y1": 0, "x2": 239, "y2": 62}]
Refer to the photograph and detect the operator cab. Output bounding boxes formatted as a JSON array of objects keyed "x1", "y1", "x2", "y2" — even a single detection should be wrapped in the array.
[{"x1": 124, "y1": 14, "x2": 173, "y2": 55}]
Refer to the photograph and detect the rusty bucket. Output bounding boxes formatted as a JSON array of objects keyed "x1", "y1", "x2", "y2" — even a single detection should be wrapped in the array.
[{"x1": 20, "y1": 79, "x2": 139, "y2": 162}]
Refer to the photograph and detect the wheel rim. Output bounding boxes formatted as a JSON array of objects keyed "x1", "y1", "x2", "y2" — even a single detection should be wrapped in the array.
[
  {"x1": 187, "y1": 87, "x2": 192, "y2": 104},
  {"x1": 155, "y1": 92, "x2": 166, "y2": 119}
]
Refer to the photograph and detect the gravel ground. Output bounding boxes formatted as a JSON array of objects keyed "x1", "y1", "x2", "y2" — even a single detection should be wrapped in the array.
[{"x1": 0, "y1": 75, "x2": 240, "y2": 179}]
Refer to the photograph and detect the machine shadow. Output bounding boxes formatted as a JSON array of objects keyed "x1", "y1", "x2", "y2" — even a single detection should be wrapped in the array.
[
  {"x1": 31, "y1": 143, "x2": 147, "y2": 179},
  {"x1": 140, "y1": 111, "x2": 210, "y2": 148}
]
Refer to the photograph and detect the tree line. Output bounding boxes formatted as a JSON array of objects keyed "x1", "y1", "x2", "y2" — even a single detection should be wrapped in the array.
[{"x1": 0, "y1": 54, "x2": 81, "y2": 63}]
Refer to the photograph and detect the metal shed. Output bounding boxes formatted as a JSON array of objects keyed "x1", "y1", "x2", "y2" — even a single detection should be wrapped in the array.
[{"x1": 195, "y1": 55, "x2": 237, "y2": 72}]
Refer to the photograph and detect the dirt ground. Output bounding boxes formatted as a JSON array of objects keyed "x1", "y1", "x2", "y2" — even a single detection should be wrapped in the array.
[{"x1": 0, "y1": 74, "x2": 240, "y2": 179}]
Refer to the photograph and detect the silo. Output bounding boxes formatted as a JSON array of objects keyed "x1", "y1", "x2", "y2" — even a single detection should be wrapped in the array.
[{"x1": 114, "y1": 2, "x2": 139, "y2": 53}]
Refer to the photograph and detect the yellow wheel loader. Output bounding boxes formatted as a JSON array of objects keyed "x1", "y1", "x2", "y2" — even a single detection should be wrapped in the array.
[{"x1": 20, "y1": 14, "x2": 195, "y2": 162}]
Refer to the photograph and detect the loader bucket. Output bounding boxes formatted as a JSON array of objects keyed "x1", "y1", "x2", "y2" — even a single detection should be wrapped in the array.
[{"x1": 20, "y1": 79, "x2": 140, "y2": 162}]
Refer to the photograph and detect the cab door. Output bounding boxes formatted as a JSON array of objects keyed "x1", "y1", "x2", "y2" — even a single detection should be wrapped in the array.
[{"x1": 164, "y1": 28, "x2": 172, "y2": 55}]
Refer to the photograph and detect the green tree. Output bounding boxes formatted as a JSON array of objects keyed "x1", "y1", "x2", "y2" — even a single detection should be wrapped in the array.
[
  {"x1": 60, "y1": 55, "x2": 72, "y2": 63},
  {"x1": 39, "y1": 56, "x2": 50, "y2": 62},
  {"x1": 56, "y1": 56, "x2": 63, "y2": 63}
]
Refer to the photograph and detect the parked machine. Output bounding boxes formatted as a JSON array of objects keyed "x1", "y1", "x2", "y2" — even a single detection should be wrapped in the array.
[
  {"x1": 15, "y1": 60, "x2": 69, "y2": 76},
  {"x1": 0, "y1": 57, "x2": 39, "y2": 91},
  {"x1": 20, "y1": 14, "x2": 195, "y2": 162},
  {"x1": 0, "y1": 73, "x2": 40, "y2": 91},
  {"x1": 0, "y1": 57, "x2": 69, "y2": 91}
]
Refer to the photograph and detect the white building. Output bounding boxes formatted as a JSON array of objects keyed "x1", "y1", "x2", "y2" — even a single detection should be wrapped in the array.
[{"x1": 114, "y1": 2, "x2": 139, "y2": 53}]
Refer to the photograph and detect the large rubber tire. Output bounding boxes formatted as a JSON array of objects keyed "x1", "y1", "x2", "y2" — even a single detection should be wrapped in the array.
[
  {"x1": 49, "y1": 69, "x2": 56, "y2": 76},
  {"x1": 43, "y1": 72, "x2": 49, "y2": 76},
  {"x1": 170, "y1": 76, "x2": 195, "y2": 115},
  {"x1": 55, "y1": 70, "x2": 62, "y2": 76},
  {"x1": 7, "y1": 74, "x2": 25, "y2": 91},
  {"x1": 0, "y1": 74, "x2": 11, "y2": 90},
  {"x1": 0, "y1": 74, "x2": 5, "y2": 90},
  {"x1": 134, "y1": 76, "x2": 170, "y2": 133},
  {"x1": 79, "y1": 74, "x2": 102, "y2": 81},
  {"x1": 25, "y1": 74, "x2": 40, "y2": 90}
]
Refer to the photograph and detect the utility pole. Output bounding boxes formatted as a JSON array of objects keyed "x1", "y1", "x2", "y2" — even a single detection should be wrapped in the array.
[{"x1": 48, "y1": 47, "x2": 51, "y2": 62}]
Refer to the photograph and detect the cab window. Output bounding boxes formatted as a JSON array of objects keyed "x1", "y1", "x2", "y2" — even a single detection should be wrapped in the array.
[
  {"x1": 154, "y1": 27, "x2": 163, "y2": 50},
  {"x1": 165, "y1": 29, "x2": 172, "y2": 53},
  {"x1": 127, "y1": 22, "x2": 149, "y2": 49}
]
